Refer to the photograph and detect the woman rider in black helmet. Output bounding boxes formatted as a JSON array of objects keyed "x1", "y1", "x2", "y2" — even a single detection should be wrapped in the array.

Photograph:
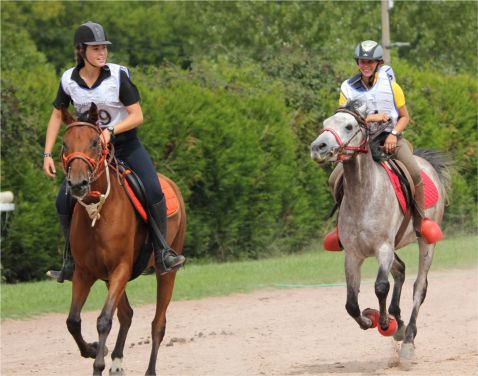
[{"x1": 43, "y1": 21, "x2": 186, "y2": 282}]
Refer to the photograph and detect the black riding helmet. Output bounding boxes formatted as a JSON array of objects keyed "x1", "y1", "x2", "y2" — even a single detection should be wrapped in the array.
[
  {"x1": 354, "y1": 40, "x2": 383, "y2": 62},
  {"x1": 74, "y1": 21, "x2": 111, "y2": 46}
]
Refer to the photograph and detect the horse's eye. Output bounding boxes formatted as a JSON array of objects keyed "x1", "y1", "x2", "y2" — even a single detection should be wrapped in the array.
[
  {"x1": 92, "y1": 139, "x2": 98, "y2": 148},
  {"x1": 346, "y1": 124, "x2": 353, "y2": 131},
  {"x1": 62, "y1": 142, "x2": 69, "y2": 150}
]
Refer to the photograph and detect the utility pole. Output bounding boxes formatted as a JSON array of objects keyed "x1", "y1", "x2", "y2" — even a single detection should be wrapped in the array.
[{"x1": 381, "y1": 0, "x2": 391, "y2": 65}]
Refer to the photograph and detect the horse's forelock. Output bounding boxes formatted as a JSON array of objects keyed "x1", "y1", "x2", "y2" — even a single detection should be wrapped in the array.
[
  {"x1": 76, "y1": 103, "x2": 99, "y2": 125},
  {"x1": 344, "y1": 99, "x2": 367, "y2": 117}
]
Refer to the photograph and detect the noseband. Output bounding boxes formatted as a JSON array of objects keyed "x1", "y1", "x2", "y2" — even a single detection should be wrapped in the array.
[
  {"x1": 321, "y1": 108, "x2": 369, "y2": 161},
  {"x1": 62, "y1": 121, "x2": 110, "y2": 184}
]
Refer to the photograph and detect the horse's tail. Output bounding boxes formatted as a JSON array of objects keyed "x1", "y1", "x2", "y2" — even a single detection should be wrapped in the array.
[{"x1": 414, "y1": 149, "x2": 452, "y2": 199}]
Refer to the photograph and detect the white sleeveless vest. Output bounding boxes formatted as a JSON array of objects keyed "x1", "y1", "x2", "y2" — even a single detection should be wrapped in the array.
[
  {"x1": 340, "y1": 65, "x2": 399, "y2": 130},
  {"x1": 60, "y1": 63, "x2": 129, "y2": 128}
]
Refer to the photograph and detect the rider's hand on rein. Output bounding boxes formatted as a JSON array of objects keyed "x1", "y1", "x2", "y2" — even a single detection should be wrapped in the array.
[{"x1": 384, "y1": 134, "x2": 398, "y2": 154}]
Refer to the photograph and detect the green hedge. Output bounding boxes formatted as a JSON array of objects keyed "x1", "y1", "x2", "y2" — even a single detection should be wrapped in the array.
[{"x1": 1, "y1": 27, "x2": 476, "y2": 283}]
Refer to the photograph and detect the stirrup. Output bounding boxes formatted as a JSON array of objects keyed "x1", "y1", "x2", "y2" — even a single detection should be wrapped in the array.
[
  {"x1": 419, "y1": 218, "x2": 443, "y2": 244},
  {"x1": 323, "y1": 226, "x2": 343, "y2": 251},
  {"x1": 155, "y1": 247, "x2": 186, "y2": 275},
  {"x1": 46, "y1": 259, "x2": 75, "y2": 283}
]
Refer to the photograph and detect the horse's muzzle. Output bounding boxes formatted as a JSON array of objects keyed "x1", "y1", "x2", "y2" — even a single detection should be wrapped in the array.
[
  {"x1": 310, "y1": 142, "x2": 337, "y2": 164},
  {"x1": 67, "y1": 179, "x2": 90, "y2": 199}
]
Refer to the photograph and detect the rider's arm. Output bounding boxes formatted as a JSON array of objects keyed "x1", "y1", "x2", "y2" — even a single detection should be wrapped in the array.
[
  {"x1": 101, "y1": 70, "x2": 144, "y2": 143},
  {"x1": 109, "y1": 102, "x2": 144, "y2": 136},
  {"x1": 43, "y1": 108, "x2": 63, "y2": 177},
  {"x1": 391, "y1": 82, "x2": 409, "y2": 134}
]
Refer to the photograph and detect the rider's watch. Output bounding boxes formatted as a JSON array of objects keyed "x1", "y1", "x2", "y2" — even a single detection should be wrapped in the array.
[
  {"x1": 391, "y1": 129, "x2": 401, "y2": 137},
  {"x1": 106, "y1": 126, "x2": 115, "y2": 142}
]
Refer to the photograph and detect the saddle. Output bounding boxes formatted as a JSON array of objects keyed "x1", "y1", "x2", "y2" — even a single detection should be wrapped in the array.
[
  {"x1": 113, "y1": 161, "x2": 180, "y2": 280},
  {"x1": 331, "y1": 160, "x2": 439, "y2": 246},
  {"x1": 115, "y1": 162, "x2": 179, "y2": 222}
]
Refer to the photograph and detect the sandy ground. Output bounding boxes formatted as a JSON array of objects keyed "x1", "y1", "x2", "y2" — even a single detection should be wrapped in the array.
[{"x1": 1, "y1": 267, "x2": 478, "y2": 376}]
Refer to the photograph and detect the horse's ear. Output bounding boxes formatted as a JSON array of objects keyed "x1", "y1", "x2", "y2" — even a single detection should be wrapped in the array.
[
  {"x1": 355, "y1": 100, "x2": 367, "y2": 118},
  {"x1": 61, "y1": 107, "x2": 75, "y2": 125},
  {"x1": 88, "y1": 103, "x2": 99, "y2": 124}
]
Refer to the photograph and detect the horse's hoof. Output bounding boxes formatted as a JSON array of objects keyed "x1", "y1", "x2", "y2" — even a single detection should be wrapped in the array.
[
  {"x1": 378, "y1": 315, "x2": 398, "y2": 336},
  {"x1": 393, "y1": 324, "x2": 406, "y2": 341},
  {"x1": 83, "y1": 342, "x2": 109, "y2": 359},
  {"x1": 362, "y1": 308, "x2": 379, "y2": 329},
  {"x1": 400, "y1": 342, "x2": 416, "y2": 360},
  {"x1": 109, "y1": 358, "x2": 125, "y2": 376},
  {"x1": 81, "y1": 342, "x2": 98, "y2": 358}
]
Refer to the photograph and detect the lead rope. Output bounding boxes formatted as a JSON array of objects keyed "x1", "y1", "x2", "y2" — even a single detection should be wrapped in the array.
[{"x1": 77, "y1": 159, "x2": 111, "y2": 227}]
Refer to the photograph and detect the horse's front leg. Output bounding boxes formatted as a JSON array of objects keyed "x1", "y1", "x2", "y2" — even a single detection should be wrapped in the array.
[
  {"x1": 67, "y1": 272, "x2": 99, "y2": 359},
  {"x1": 400, "y1": 240, "x2": 435, "y2": 360},
  {"x1": 344, "y1": 253, "x2": 372, "y2": 329},
  {"x1": 389, "y1": 253, "x2": 406, "y2": 340},
  {"x1": 109, "y1": 291, "x2": 133, "y2": 376},
  {"x1": 375, "y1": 244, "x2": 395, "y2": 331},
  {"x1": 93, "y1": 266, "x2": 130, "y2": 376}
]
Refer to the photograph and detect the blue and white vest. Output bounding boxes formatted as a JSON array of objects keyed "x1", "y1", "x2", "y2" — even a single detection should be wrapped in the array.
[
  {"x1": 340, "y1": 65, "x2": 399, "y2": 131},
  {"x1": 60, "y1": 63, "x2": 129, "y2": 128}
]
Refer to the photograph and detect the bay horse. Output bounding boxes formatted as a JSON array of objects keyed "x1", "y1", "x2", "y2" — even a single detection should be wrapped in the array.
[
  {"x1": 310, "y1": 100, "x2": 449, "y2": 360},
  {"x1": 60, "y1": 104, "x2": 185, "y2": 375}
]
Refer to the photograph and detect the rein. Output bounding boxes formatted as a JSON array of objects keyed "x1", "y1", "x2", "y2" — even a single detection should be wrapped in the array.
[
  {"x1": 321, "y1": 108, "x2": 369, "y2": 161},
  {"x1": 62, "y1": 121, "x2": 116, "y2": 227}
]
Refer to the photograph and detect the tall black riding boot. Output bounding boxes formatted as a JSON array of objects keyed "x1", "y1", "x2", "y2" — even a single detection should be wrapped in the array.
[
  {"x1": 149, "y1": 197, "x2": 186, "y2": 274},
  {"x1": 46, "y1": 214, "x2": 75, "y2": 283}
]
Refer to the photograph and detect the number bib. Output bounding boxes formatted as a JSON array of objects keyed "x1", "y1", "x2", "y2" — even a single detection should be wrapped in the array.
[{"x1": 61, "y1": 63, "x2": 129, "y2": 128}]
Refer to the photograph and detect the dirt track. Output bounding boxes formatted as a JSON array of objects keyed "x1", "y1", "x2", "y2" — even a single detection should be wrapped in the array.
[{"x1": 2, "y1": 267, "x2": 477, "y2": 376}]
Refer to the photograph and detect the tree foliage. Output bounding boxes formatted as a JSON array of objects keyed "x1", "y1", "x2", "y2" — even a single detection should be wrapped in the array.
[{"x1": 1, "y1": 1, "x2": 476, "y2": 282}]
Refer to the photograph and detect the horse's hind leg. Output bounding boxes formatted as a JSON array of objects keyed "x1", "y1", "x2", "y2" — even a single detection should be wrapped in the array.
[
  {"x1": 401, "y1": 240, "x2": 435, "y2": 359},
  {"x1": 145, "y1": 271, "x2": 177, "y2": 376},
  {"x1": 67, "y1": 272, "x2": 99, "y2": 359},
  {"x1": 389, "y1": 253, "x2": 406, "y2": 341},
  {"x1": 344, "y1": 253, "x2": 372, "y2": 329},
  {"x1": 109, "y1": 292, "x2": 133, "y2": 376}
]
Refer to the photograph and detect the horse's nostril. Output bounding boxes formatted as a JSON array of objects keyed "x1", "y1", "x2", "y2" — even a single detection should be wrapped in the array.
[
  {"x1": 67, "y1": 180, "x2": 72, "y2": 187},
  {"x1": 80, "y1": 180, "x2": 89, "y2": 187},
  {"x1": 312, "y1": 143, "x2": 326, "y2": 152},
  {"x1": 312, "y1": 143, "x2": 327, "y2": 152}
]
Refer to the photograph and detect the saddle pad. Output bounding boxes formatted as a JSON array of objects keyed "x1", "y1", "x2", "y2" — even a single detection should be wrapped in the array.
[
  {"x1": 159, "y1": 177, "x2": 179, "y2": 217},
  {"x1": 421, "y1": 171, "x2": 439, "y2": 209},
  {"x1": 381, "y1": 163, "x2": 439, "y2": 214},
  {"x1": 124, "y1": 175, "x2": 179, "y2": 221}
]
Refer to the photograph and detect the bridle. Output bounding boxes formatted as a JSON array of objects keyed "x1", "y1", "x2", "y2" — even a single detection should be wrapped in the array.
[
  {"x1": 321, "y1": 107, "x2": 369, "y2": 161},
  {"x1": 61, "y1": 121, "x2": 111, "y2": 184},
  {"x1": 61, "y1": 121, "x2": 115, "y2": 226}
]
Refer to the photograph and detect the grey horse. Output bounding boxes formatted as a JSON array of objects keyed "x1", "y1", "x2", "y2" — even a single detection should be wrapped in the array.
[{"x1": 310, "y1": 100, "x2": 449, "y2": 360}]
